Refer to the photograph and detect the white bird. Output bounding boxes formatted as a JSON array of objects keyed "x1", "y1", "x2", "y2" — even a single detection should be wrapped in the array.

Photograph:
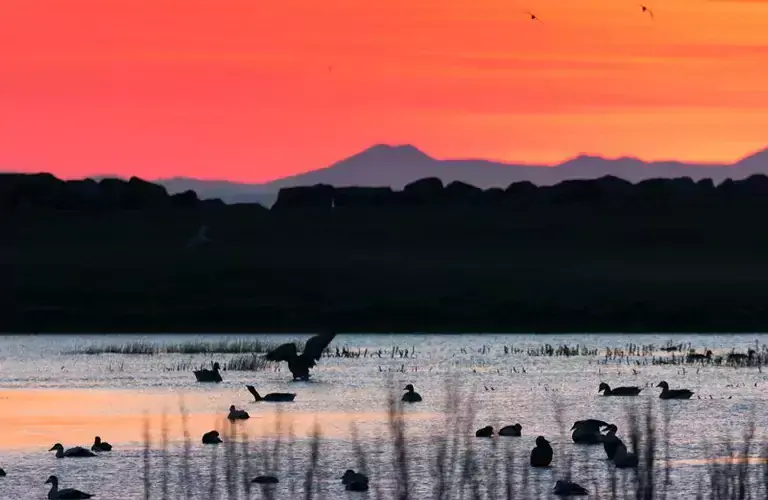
[{"x1": 185, "y1": 225, "x2": 210, "y2": 249}]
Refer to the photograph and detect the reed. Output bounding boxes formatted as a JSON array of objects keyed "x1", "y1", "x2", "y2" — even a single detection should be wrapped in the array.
[
  {"x1": 131, "y1": 385, "x2": 766, "y2": 500},
  {"x1": 65, "y1": 338, "x2": 301, "y2": 356}
]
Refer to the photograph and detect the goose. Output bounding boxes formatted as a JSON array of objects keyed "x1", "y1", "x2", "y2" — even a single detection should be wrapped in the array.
[
  {"x1": 475, "y1": 426, "x2": 494, "y2": 437},
  {"x1": 227, "y1": 405, "x2": 250, "y2": 420},
  {"x1": 499, "y1": 423, "x2": 522, "y2": 436},
  {"x1": 91, "y1": 436, "x2": 112, "y2": 452},
  {"x1": 571, "y1": 419, "x2": 611, "y2": 444},
  {"x1": 45, "y1": 475, "x2": 93, "y2": 499},
  {"x1": 265, "y1": 333, "x2": 336, "y2": 381},
  {"x1": 613, "y1": 443, "x2": 639, "y2": 468},
  {"x1": 193, "y1": 362, "x2": 222, "y2": 383},
  {"x1": 530, "y1": 436, "x2": 553, "y2": 467},
  {"x1": 341, "y1": 470, "x2": 369, "y2": 491},
  {"x1": 49, "y1": 443, "x2": 97, "y2": 458},
  {"x1": 553, "y1": 479, "x2": 588, "y2": 496},
  {"x1": 246, "y1": 385, "x2": 296, "y2": 402},
  {"x1": 656, "y1": 381, "x2": 694, "y2": 399},
  {"x1": 251, "y1": 475, "x2": 279, "y2": 484},
  {"x1": 598, "y1": 382, "x2": 642, "y2": 396},
  {"x1": 601, "y1": 424, "x2": 624, "y2": 460},
  {"x1": 402, "y1": 384, "x2": 422, "y2": 403},
  {"x1": 202, "y1": 430, "x2": 222, "y2": 444}
]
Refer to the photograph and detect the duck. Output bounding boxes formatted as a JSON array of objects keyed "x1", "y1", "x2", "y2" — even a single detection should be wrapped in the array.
[
  {"x1": 553, "y1": 479, "x2": 588, "y2": 496},
  {"x1": 402, "y1": 384, "x2": 422, "y2": 403},
  {"x1": 475, "y1": 426, "x2": 494, "y2": 437},
  {"x1": 601, "y1": 424, "x2": 624, "y2": 460},
  {"x1": 45, "y1": 475, "x2": 93, "y2": 499},
  {"x1": 598, "y1": 382, "x2": 642, "y2": 396},
  {"x1": 498, "y1": 423, "x2": 522, "y2": 436},
  {"x1": 251, "y1": 475, "x2": 279, "y2": 484},
  {"x1": 530, "y1": 436, "x2": 553, "y2": 467},
  {"x1": 0, "y1": 467, "x2": 5, "y2": 476},
  {"x1": 202, "y1": 430, "x2": 222, "y2": 444},
  {"x1": 227, "y1": 405, "x2": 250, "y2": 420},
  {"x1": 341, "y1": 469, "x2": 369, "y2": 491},
  {"x1": 656, "y1": 381, "x2": 694, "y2": 399},
  {"x1": 613, "y1": 443, "x2": 639, "y2": 468},
  {"x1": 246, "y1": 385, "x2": 296, "y2": 402},
  {"x1": 571, "y1": 419, "x2": 611, "y2": 444},
  {"x1": 193, "y1": 362, "x2": 222, "y2": 383},
  {"x1": 49, "y1": 443, "x2": 97, "y2": 458},
  {"x1": 265, "y1": 333, "x2": 336, "y2": 381},
  {"x1": 91, "y1": 436, "x2": 112, "y2": 452}
]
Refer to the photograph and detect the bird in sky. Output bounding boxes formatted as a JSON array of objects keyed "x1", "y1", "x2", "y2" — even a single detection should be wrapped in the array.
[
  {"x1": 526, "y1": 11, "x2": 540, "y2": 21},
  {"x1": 639, "y1": 5, "x2": 655, "y2": 20}
]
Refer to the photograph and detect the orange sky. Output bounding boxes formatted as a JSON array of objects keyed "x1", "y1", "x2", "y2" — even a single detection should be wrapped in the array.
[{"x1": 1, "y1": 0, "x2": 768, "y2": 182}]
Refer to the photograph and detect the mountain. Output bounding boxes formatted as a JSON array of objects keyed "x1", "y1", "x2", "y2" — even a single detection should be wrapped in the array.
[{"x1": 10, "y1": 144, "x2": 768, "y2": 205}]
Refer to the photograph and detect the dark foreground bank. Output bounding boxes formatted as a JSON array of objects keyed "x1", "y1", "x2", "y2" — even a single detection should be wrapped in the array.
[{"x1": 5, "y1": 173, "x2": 768, "y2": 332}]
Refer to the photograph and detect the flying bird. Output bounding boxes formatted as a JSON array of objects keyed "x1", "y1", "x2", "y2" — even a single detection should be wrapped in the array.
[
  {"x1": 525, "y1": 11, "x2": 540, "y2": 21},
  {"x1": 639, "y1": 5, "x2": 654, "y2": 20},
  {"x1": 265, "y1": 333, "x2": 336, "y2": 380}
]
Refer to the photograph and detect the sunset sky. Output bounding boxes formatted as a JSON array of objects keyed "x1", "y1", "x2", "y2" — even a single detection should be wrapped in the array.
[{"x1": 1, "y1": 0, "x2": 768, "y2": 182}]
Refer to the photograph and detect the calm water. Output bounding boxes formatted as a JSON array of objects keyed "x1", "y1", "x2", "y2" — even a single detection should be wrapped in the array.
[{"x1": 1, "y1": 333, "x2": 767, "y2": 499}]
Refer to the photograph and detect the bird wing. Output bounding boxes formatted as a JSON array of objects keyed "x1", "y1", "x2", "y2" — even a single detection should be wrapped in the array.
[
  {"x1": 300, "y1": 333, "x2": 336, "y2": 362},
  {"x1": 265, "y1": 343, "x2": 298, "y2": 362}
]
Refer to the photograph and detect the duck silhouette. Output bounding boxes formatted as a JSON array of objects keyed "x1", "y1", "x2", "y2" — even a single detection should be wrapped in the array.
[
  {"x1": 202, "y1": 430, "x2": 222, "y2": 444},
  {"x1": 571, "y1": 419, "x2": 611, "y2": 444},
  {"x1": 91, "y1": 436, "x2": 112, "y2": 452},
  {"x1": 45, "y1": 475, "x2": 93, "y2": 499},
  {"x1": 553, "y1": 479, "x2": 588, "y2": 496},
  {"x1": 193, "y1": 362, "x2": 222, "y2": 383},
  {"x1": 265, "y1": 333, "x2": 336, "y2": 381},
  {"x1": 656, "y1": 381, "x2": 694, "y2": 399},
  {"x1": 601, "y1": 424, "x2": 624, "y2": 460},
  {"x1": 251, "y1": 475, "x2": 279, "y2": 484},
  {"x1": 227, "y1": 405, "x2": 250, "y2": 420},
  {"x1": 499, "y1": 423, "x2": 522, "y2": 436},
  {"x1": 49, "y1": 443, "x2": 96, "y2": 458},
  {"x1": 613, "y1": 443, "x2": 639, "y2": 468},
  {"x1": 341, "y1": 469, "x2": 369, "y2": 491},
  {"x1": 475, "y1": 426, "x2": 494, "y2": 437},
  {"x1": 598, "y1": 382, "x2": 642, "y2": 396},
  {"x1": 246, "y1": 385, "x2": 296, "y2": 402},
  {"x1": 530, "y1": 436, "x2": 553, "y2": 467},
  {"x1": 402, "y1": 384, "x2": 422, "y2": 403}
]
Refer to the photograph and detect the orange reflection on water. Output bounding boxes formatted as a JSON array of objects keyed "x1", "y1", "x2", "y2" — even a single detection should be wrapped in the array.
[{"x1": 0, "y1": 389, "x2": 437, "y2": 451}]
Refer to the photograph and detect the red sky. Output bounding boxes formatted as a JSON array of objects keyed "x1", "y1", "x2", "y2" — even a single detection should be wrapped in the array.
[{"x1": 1, "y1": 0, "x2": 768, "y2": 183}]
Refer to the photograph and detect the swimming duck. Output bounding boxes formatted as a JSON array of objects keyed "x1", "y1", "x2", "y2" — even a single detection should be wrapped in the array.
[
  {"x1": 341, "y1": 469, "x2": 369, "y2": 491},
  {"x1": 49, "y1": 443, "x2": 97, "y2": 458},
  {"x1": 246, "y1": 385, "x2": 296, "y2": 402},
  {"x1": 601, "y1": 424, "x2": 624, "y2": 460},
  {"x1": 202, "y1": 430, "x2": 222, "y2": 444},
  {"x1": 251, "y1": 475, "x2": 279, "y2": 484},
  {"x1": 499, "y1": 423, "x2": 522, "y2": 436},
  {"x1": 193, "y1": 362, "x2": 223, "y2": 383},
  {"x1": 227, "y1": 405, "x2": 250, "y2": 420},
  {"x1": 0, "y1": 467, "x2": 5, "y2": 476},
  {"x1": 475, "y1": 426, "x2": 494, "y2": 437},
  {"x1": 598, "y1": 382, "x2": 642, "y2": 396},
  {"x1": 530, "y1": 436, "x2": 553, "y2": 467},
  {"x1": 91, "y1": 436, "x2": 112, "y2": 452},
  {"x1": 45, "y1": 475, "x2": 93, "y2": 499},
  {"x1": 265, "y1": 333, "x2": 336, "y2": 381},
  {"x1": 571, "y1": 419, "x2": 611, "y2": 444},
  {"x1": 553, "y1": 480, "x2": 588, "y2": 496},
  {"x1": 656, "y1": 381, "x2": 694, "y2": 399},
  {"x1": 402, "y1": 384, "x2": 422, "y2": 403},
  {"x1": 613, "y1": 443, "x2": 639, "y2": 468}
]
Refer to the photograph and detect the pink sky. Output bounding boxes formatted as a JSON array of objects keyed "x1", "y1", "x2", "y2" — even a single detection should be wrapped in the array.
[{"x1": 1, "y1": 0, "x2": 768, "y2": 182}]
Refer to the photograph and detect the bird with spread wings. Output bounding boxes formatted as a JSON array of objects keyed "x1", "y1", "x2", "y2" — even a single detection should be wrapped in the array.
[{"x1": 265, "y1": 333, "x2": 336, "y2": 380}]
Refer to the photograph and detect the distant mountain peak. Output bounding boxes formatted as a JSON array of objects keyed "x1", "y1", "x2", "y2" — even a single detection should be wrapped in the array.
[
  {"x1": 735, "y1": 147, "x2": 768, "y2": 168},
  {"x1": 353, "y1": 143, "x2": 433, "y2": 162}
]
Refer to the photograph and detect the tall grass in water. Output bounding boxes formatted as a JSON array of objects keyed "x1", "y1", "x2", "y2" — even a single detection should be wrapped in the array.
[
  {"x1": 66, "y1": 338, "x2": 302, "y2": 355},
  {"x1": 138, "y1": 387, "x2": 766, "y2": 500}
]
